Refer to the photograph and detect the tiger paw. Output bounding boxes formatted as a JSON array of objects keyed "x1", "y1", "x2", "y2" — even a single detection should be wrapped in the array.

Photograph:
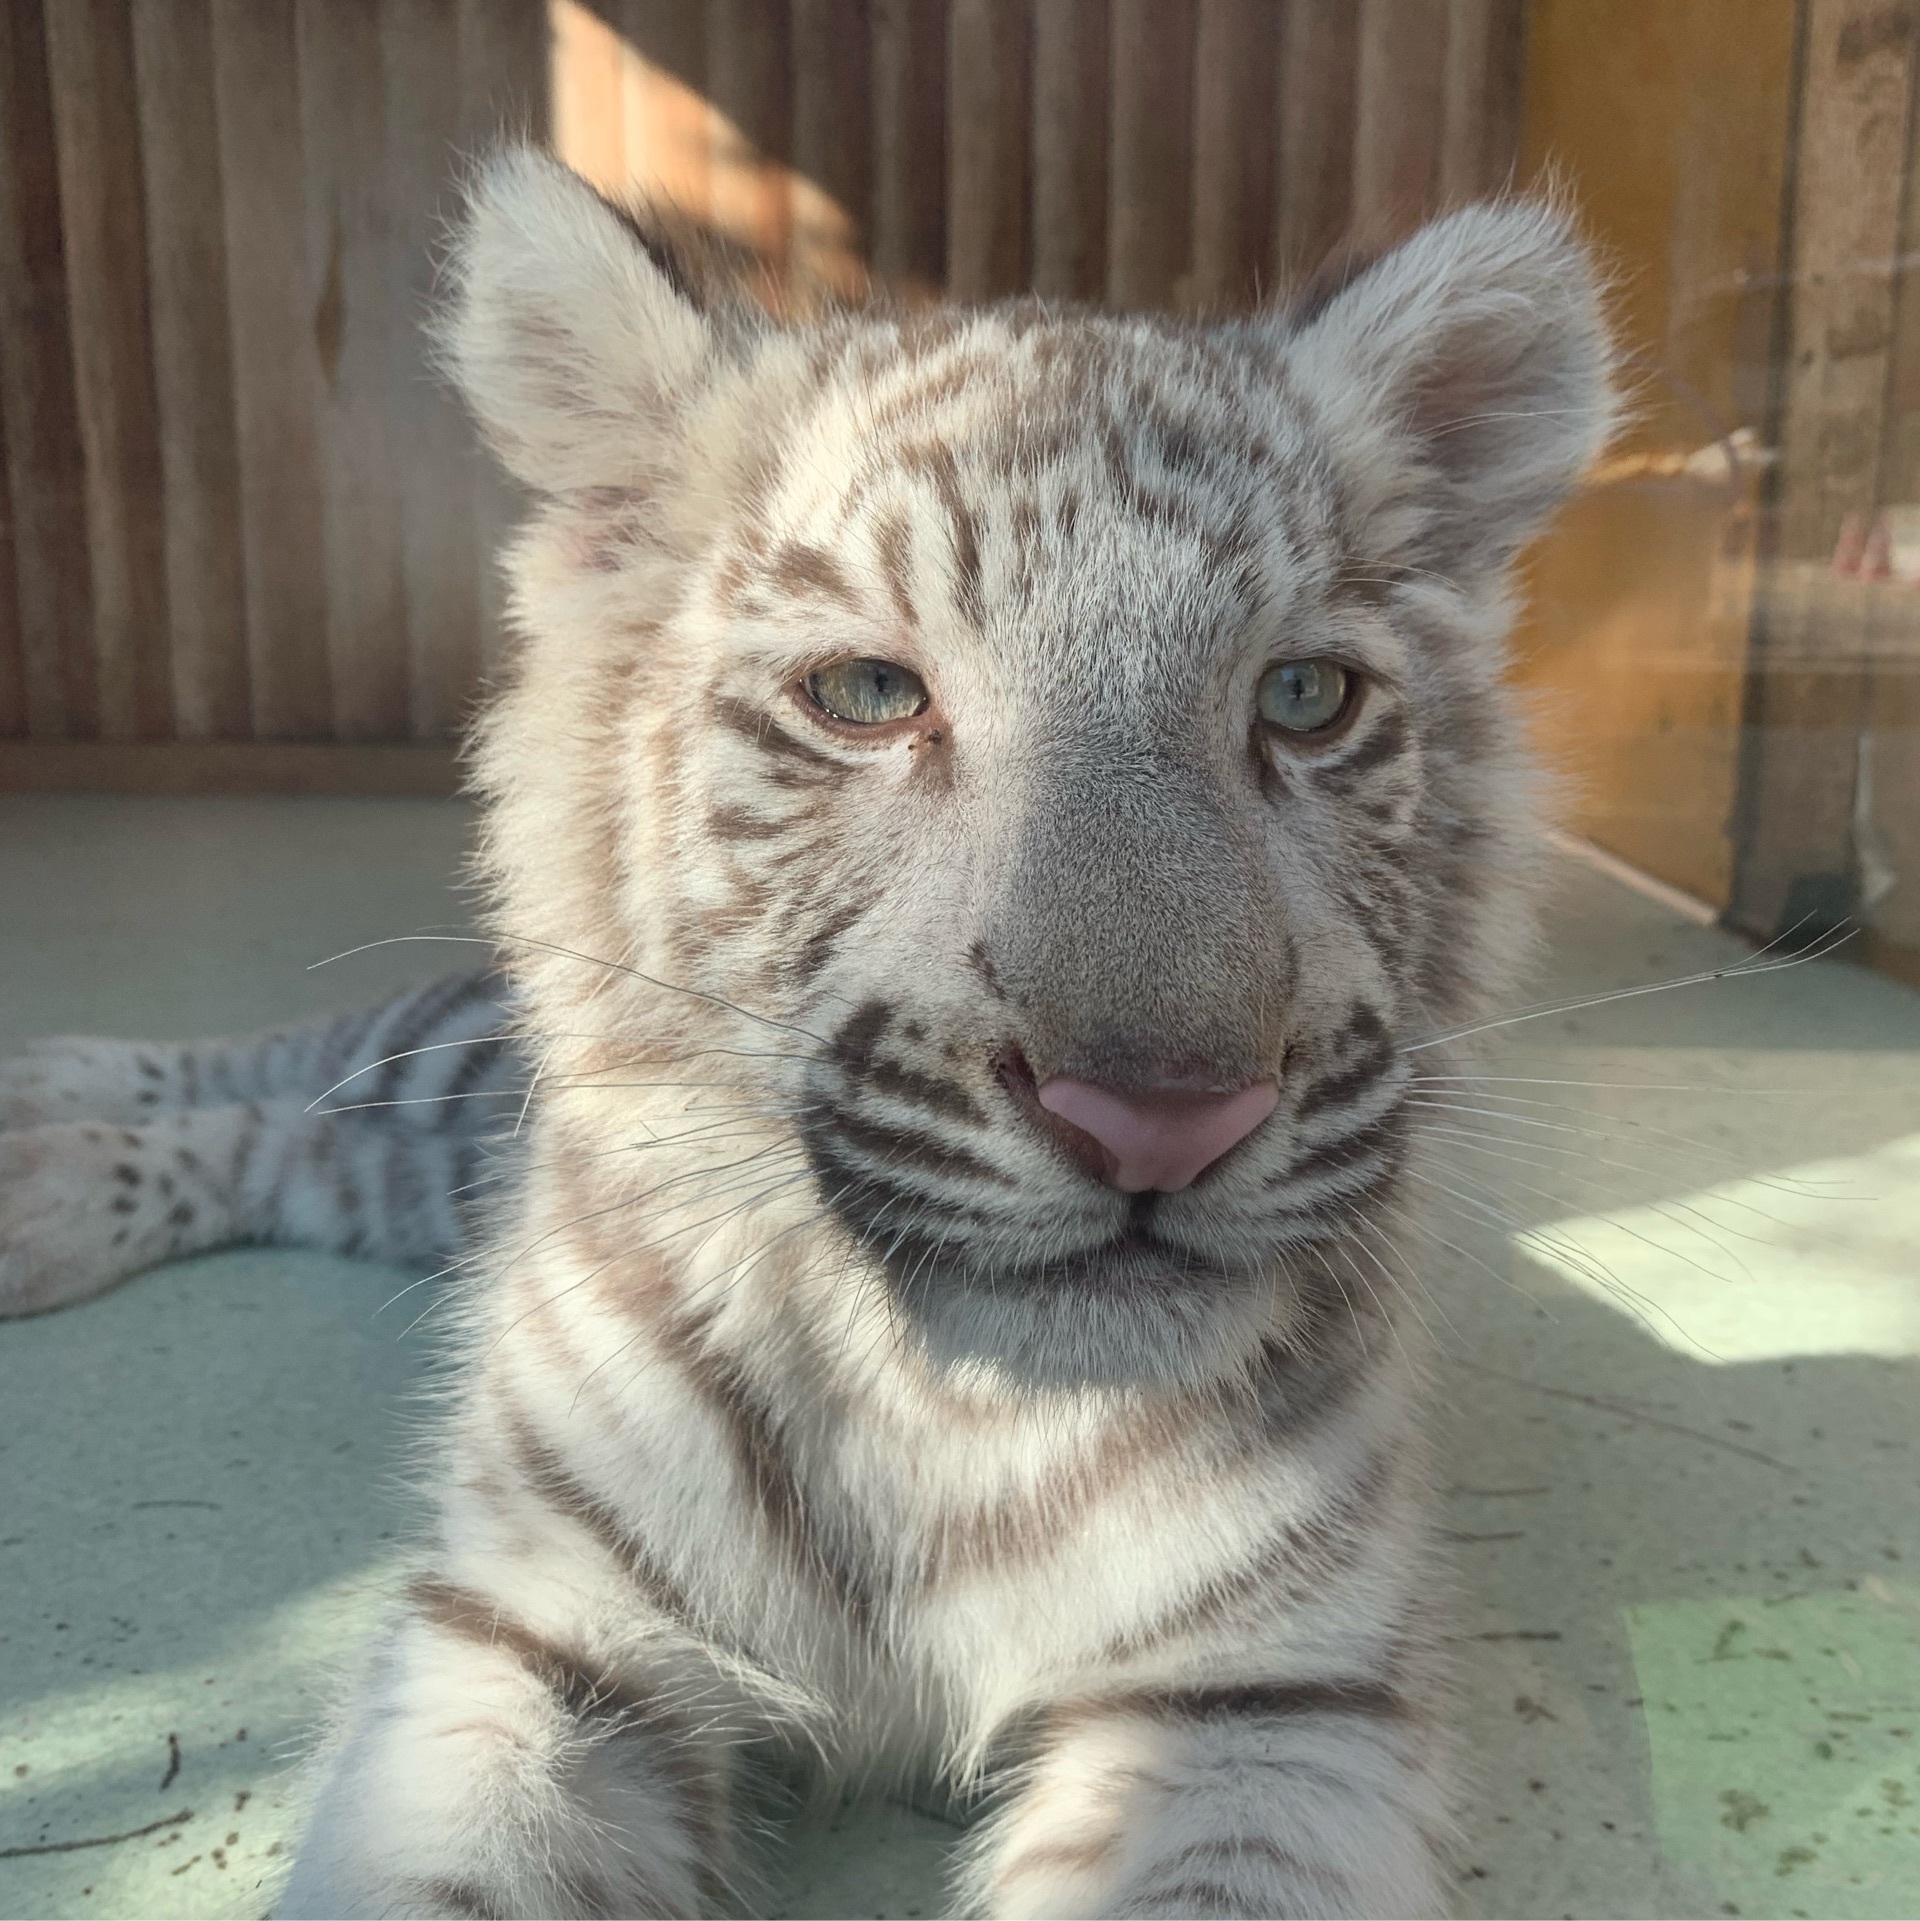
[
  {"x1": 0, "y1": 1122, "x2": 199, "y2": 1315},
  {"x1": 0, "y1": 1037, "x2": 174, "y2": 1131}
]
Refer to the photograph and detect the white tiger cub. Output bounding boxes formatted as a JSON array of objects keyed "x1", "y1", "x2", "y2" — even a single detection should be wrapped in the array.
[{"x1": 18, "y1": 149, "x2": 1615, "y2": 1917}]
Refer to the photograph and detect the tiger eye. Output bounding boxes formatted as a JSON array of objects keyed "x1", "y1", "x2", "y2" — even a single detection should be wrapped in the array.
[
  {"x1": 803, "y1": 658, "x2": 930, "y2": 726},
  {"x1": 1256, "y1": 658, "x2": 1352, "y2": 734}
]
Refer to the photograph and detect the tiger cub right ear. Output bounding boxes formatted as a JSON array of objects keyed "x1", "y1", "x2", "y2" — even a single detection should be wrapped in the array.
[{"x1": 439, "y1": 149, "x2": 723, "y2": 497}]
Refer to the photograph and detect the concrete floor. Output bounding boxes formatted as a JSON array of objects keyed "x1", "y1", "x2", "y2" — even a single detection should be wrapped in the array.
[{"x1": 1, "y1": 793, "x2": 1917, "y2": 1920}]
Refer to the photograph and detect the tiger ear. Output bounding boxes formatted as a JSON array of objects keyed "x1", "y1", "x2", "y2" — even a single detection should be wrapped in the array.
[
  {"x1": 1283, "y1": 201, "x2": 1617, "y2": 582},
  {"x1": 439, "y1": 149, "x2": 723, "y2": 496}
]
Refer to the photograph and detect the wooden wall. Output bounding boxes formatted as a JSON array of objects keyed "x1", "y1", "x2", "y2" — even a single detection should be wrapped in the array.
[
  {"x1": 0, "y1": 0, "x2": 1525, "y2": 781},
  {"x1": 0, "y1": 0, "x2": 547, "y2": 779}
]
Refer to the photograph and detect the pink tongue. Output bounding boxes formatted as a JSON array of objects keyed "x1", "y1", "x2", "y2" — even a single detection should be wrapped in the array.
[{"x1": 1036, "y1": 1077, "x2": 1280, "y2": 1193}]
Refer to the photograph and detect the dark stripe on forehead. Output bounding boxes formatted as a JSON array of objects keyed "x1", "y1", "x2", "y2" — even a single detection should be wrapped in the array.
[
  {"x1": 872, "y1": 509, "x2": 919, "y2": 628},
  {"x1": 902, "y1": 442, "x2": 982, "y2": 625},
  {"x1": 766, "y1": 540, "x2": 861, "y2": 610}
]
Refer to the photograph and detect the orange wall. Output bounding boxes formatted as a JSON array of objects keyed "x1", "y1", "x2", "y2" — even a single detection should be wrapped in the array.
[{"x1": 1510, "y1": 0, "x2": 1799, "y2": 906}]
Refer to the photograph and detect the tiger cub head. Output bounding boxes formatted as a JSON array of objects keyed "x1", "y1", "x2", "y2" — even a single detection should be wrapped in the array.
[{"x1": 448, "y1": 152, "x2": 1613, "y2": 1391}]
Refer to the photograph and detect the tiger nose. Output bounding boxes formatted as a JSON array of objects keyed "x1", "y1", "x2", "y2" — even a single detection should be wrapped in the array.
[{"x1": 1036, "y1": 1076, "x2": 1280, "y2": 1193}]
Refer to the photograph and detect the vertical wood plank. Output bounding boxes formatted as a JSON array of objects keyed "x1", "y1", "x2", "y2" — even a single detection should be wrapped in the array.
[
  {"x1": 552, "y1": 0, "x2": 628, "y2": 195},
  {"x1": 1107, "y1": 0, "x2": 1196, "y2": 310},
  {"x1": 1273, "y1": 0, "x2": 1359, "y2": 278},
  {"x1": 0, "y1": 378, "x2": 24, "y2": 735},
  {"x1": 1030, "y1": 0, "x2": 1107, "y2": 300},
  {"x1": 459, "y1": 0, "x2": 552, "y2": 150},
  {"x1": 0, "y1": 0, "x2": 95, "y2": 737},
  {"x1": 297, "y1": 0, "x2": 411, "y2": 740},
  {"x1": 381, "y1": 0, "x2": 481, "y2": 741},
  {"x1": 791, "y1": 0, "x2": 872, "y2": 301},
  {"x1": 616, "y1": 0, "x2": 711, "y2": 218},
  {"x1": 131, "y1": 0, "x2": 251, "y2": 740},
  {"x1": 706, "y1": 0, "x2": 794, "y2": 285},
  {"x1": 460, "y1": 0, "x2": 550, "y2": 678},
  {"x1": 947, "y1": 0, "x2": 1030, "y2": 298},
  {"x1": 210, "y1": 0, "x2": 332, "y2": 738},
  {"x1": 869, "y1": 0, "x2": 945, "y2": 293},
  {"x1": 43, "y1": 0, "x2": 173, "y2": 740},
  {"x1": 1440, "y1": 0, "x2": 1526, "y2": 203},
  {"x1": 1350, "y1": 0, "x2": 1450, "y2": 241},
  {"x1": 1189, "y1": 0, "x2": 1279, "y2": 309}
]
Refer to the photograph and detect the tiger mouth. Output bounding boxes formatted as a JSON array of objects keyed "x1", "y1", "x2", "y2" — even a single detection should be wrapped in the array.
[{"x1": 884, "y1": 1199, "x2": 1242, "y2": 1294}]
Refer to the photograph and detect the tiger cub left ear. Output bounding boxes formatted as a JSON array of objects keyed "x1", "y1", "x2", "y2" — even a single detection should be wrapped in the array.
[
  {"x1": 1283, "y1": 201, "x2": 1618, "y2": 583},
  {"x1": 439, "y1": 148, "x2": 730, "y2": 498}
]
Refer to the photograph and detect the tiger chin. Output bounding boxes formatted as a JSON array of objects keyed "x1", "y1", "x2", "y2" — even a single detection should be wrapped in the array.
[{"x1": 272, "y1": 151, "x2": 1615, "y2": 1919}]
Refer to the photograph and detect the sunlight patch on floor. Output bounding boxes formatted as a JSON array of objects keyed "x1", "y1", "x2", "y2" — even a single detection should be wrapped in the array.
[
  {"x1": 1511, "y1": 1133, "x2": 1920, "y2": 1363},
  {"x1": 1623, "y1": 1581, "x2": 1920, "y2": 1917}
]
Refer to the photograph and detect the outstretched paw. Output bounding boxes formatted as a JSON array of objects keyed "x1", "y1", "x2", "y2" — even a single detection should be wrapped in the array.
[
  {"x1": 0, "y1": 1037, "x2": 175, "y2": 1131},
  {"x1": 0, "y1": 1123, "x2": 199, "y2": 1315}
]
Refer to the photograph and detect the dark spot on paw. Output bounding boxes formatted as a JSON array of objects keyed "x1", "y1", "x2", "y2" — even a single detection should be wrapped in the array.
[
  {"x1": 139, "y1": 1057, "x2": 165, "y2": 1081},
  {"x1": 138, "y1": 1089, "x2": 159, "y2": 1105},
  {"x1": 168, "y1": 1202, "x2": 194, "y2": 1228},
  {"x1": 158, "y1": 1173, "x2": 175, "y2": 1198},
  {"x1": 112, "y1": 1228, "x2": 130, "y2": 1246},
  {"x1": 114, "y1": 1163, "x2": 142, "y2": 1185},
  {"x1": 111, "y1": 1195, "x2": 137, "y2": 1215},
  {"x1": 176, "y1": 1148, "x2": 200, "y2": 1173}
]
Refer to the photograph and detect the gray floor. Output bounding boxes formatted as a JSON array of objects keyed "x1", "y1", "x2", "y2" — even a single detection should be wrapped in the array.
[{"x1": 1, "y1": 794, "x2": 1917, "y2": 1920}]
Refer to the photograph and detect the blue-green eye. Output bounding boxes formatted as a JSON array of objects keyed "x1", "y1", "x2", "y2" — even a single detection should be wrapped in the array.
[
  {"x1": 804, "y1": 658, "x2": 930, "y2": 725},
  {"x1": 1257, "y1": 658, "x2": 1352, "y2": 733}
]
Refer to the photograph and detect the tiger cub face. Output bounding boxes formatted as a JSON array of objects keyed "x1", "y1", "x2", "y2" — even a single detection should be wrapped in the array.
[{"x1": 450, "y1": 155, "x2": 1612, "y2": 1390}]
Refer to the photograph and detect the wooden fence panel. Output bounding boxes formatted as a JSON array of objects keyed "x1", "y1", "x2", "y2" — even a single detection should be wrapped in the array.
[
  {"x1": 381, "y1": 0, "x2": 482, "y2": 741},
  {"x1": 1106, "y1": 0, "x2": 1194, "y2": 308},
  {"x1": 210, "y1": 0, "x2": 333, "y2": 738},
  {"x1": 1029, "y1": 0, "x2": 1106, "y2": 300},
  {"x1": 869, "y1": 0, "x2": 945, "y2": 292},
  {"x1": 1, "y1": 0, "x2": 1525, "y2": 763},
  {"x1": 1274, "y1": 0, "x2": 1360, "y2": 277},
  {"x1": 1189, "y1": 0, "x2": 1276, "y2": 309},
  {"x1": 0, "y1": 0, "x2": 96, "y2": 739},
  {"x1": 45, "y1": 0, "x2": 172, "y2": 740},
  {"x1": 132, "y1": 0, "x2": 250, "y2": 741}
]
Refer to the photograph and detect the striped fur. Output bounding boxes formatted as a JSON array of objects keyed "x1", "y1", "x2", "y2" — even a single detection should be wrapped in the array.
[
  {"x1": 14, "y1": 151, "x2": 1616, "y2": 1918},
  {"x1": 0, "y1": 973, "x2": 513, "y2": 1314}
]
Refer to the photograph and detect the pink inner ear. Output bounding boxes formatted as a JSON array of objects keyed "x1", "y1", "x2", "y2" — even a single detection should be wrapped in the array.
[{"x1": 1037, "y1": 1078, "x2": 1280, "y2": 1194}]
